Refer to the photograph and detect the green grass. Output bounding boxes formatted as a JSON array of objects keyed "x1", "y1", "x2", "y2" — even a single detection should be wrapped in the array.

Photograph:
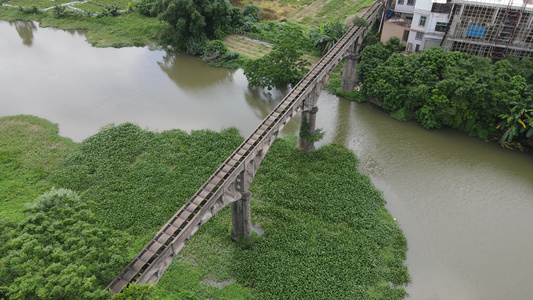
[
  {"x1": 0, "y1": 115, "x2": 78, "y2": 223},
  {"x1": 72, "y1": 0, "x2": 130, "y2": 11},
  {"x1": 40, "y1": 12, "x2": 164, "y2": 47},
  {"x1": 319, "y1": 0, "x2": 375, "y2": 19},
  {"x1": 5, "y1": 0, "x2": 73, "y2": 9},
  {"x1": 0, "y1": 6, "x2": 163, "y2": 47}
]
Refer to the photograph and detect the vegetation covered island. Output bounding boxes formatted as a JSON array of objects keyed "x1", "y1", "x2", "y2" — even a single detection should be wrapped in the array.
[{"x1": 0, "y1": 116, "x2": 410, "y2": 299}]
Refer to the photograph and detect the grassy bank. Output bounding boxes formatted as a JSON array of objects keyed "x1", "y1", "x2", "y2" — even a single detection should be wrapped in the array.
[
  {"x1": 0, "y1": 116, "x2": 409, "y2": 299},
  {"x1": 0, "y1": 7, "x2": 164, "y2": 47},
  {"x1": 0, "y1": 115, "x2": 78, "y2": 223}
]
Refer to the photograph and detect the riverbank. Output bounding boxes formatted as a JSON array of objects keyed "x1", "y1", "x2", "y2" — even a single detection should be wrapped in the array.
[
  {"x1": 0, "y1": 6, "x2": 164, "y2": 47},
  {"x1": 0, "y1": 115, "x2": 410, "y2": 299}
]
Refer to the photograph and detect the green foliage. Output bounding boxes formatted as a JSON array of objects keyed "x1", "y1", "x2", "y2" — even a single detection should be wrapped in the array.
[
  {"x1": 308, "y1": 19, "x2": 348, "y2": 55},
  {"x1": 153, "y1": 0, "x2": 236, "y2": 50},
  {"x1": 2, "y1": 119, "x2": 409, "y2": 299},
  {"x1": 52, "y1": 4, "x2": 67, "y2": 17},
  {"x1": 135, "y1": 0, "x2": 156, "y2": 16},
  {"x1": 202, "y1": 39, "x2": 229, "y2": 62},
  {"x1": 19, "y1": 4, "x2": 40, "y2": 14},
  {"x1": 242, "y1": 4, "x2": 259, "y2": 23},
  {"x1": 0, "y1": 188, "x2": 131, "y2": 299},
  {"x1": 50, "y1": 123, "x2": 243, "y2": 234},
  {"x1": 156, "y1": 137, "x2": 409, "y2": 299},
  {"x1": 357, "y1": 41, "x2": 393, "y2": 84},
  {"x1": 299, "y1": 117, "x2": 325, "y2": 142},
  {"x1": 353, "y1": 16, "x2": 368, "y2": 27},
  {"x1": 97, "y1": 3, "x2": 120, "y2": 17},
  {"x1": 390, "y1": 107, "x2": 411, "y2": 122},
  {"x1": 358, "y1": 43, "x2": 533, "y2": 148},
  {"x1": 233, "y1": 137, "x2": 410, "y2": 299},
  {"x1": 243, "y1": 24, "x2": 309, "y2": 89},
  {"x1": 497, "y1": 99, "x2": 533, "y2": 147},
  {"x1": 0, "y1": 115, "x2": 78, "y2": 223},
  {"x1": 112, "y1": 283, "x2": 159, "y2": 300}
]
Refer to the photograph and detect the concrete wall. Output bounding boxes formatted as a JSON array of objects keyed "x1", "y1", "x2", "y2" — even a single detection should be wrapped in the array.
[{"x1": 381, "y1": 21, "x2": 410, "y2": 44}]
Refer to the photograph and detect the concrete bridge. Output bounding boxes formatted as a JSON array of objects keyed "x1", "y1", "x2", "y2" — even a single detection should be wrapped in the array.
[{"x1": 107, "y1": 1, "x2": 384, "y2": 294}]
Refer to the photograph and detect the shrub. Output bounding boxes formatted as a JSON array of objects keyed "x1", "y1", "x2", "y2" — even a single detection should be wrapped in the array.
[
  {"x1": 136, "y1": 0, "x2": 156, "y2": 16},
  {"x1": 0, "y1": 188, "x2": 132, "y2": 299},
  {"x1": 52, "y1": 5, "x2": 68, "y2": 17}
]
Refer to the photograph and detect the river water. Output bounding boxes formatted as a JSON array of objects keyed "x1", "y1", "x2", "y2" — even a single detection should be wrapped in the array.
[{"x1": 2, "y1": 20, "x2": 532, "y2": 300}]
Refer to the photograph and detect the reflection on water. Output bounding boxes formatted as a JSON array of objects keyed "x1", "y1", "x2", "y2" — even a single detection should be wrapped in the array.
[
  {"x1": 0, "y1": 20, "x2": 298, "y2": 141},
  {"x1": 2, "y1": 20, "x2": 533, "y2": 300},
  {"x1": 10, "y1": 20, "x2": 37, "y2": 46},
  {"x1": 158, "y1": 52, "x2": 236, "y2": 90}
]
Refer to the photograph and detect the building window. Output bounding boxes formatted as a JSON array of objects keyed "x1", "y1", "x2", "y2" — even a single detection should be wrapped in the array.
[
  {"x1": 415, "y1": 32, "x2": 423, "y2": 40},
  {"x1": 435, "y1": 22, "x2": 448, "y2": 32},
  {"x1": 398, "y1": 0, "x2": 404, "y2": 4},
  {"x1": 415, "y1": 44, "x2": 421, "y2": 51},
  {"x1": 407, "y1": 0, "x2": 415, "y2": 5},
  {"x1": 402, "y1": 30, "x2": 410, "y2": 42},
  {"x1": 419, "y1": 16, "x2": 427, "y2": 27}
]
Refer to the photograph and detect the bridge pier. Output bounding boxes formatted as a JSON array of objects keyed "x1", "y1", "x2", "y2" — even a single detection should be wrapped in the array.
[
  {"x1": 341, "y1": 53, "x2": 360, "y2": 93},
  {"x1": 231, "y1": 191, "x2": 252, "y2": 238},
  {"x1": 298, "y1": 106, "x2": 319, "y2": 152}
]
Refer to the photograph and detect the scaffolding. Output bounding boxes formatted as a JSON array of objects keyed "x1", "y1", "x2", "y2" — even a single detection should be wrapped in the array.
[{"x1": 442, "y1": 0, "x2": 533, "y2": 59}]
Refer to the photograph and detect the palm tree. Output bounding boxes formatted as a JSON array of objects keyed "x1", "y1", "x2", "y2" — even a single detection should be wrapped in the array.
[
  {"x1": 308, "y1": 20, "x2": 348, "y2": 55},
  {"x1": 496, "y1": 100, "x2": 533, "y2": 147}
]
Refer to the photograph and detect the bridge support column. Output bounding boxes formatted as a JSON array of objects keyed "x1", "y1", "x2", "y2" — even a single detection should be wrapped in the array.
[
  {"x1": 231, "y1": 190, "x2": 252, "y2": 239},
  {"x1": 341, "y1": 52, "x2": 360, "y2": 94},
  {"x1": 298, "y1": 106, "x2": 319, "y2": 152}
]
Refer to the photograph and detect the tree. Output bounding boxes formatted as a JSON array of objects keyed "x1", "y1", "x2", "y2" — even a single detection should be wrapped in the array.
[
  {"x1": 153, "y1": 0, "x2": 237, "y2": 52},
  {"x1": 497, "y1": 99, "x2": 533, "y2": 147},
  {"x1": 308, "y1": 20, "x2": 348, "y2": 55},
  {"x1": 244, "y1": 25, "x2": 309, "y2": 89}
]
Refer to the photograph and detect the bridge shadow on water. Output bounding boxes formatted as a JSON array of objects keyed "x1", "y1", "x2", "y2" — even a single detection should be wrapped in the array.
[{"x1": 244, "y1": 85, "x2": 300, "y2": 136}]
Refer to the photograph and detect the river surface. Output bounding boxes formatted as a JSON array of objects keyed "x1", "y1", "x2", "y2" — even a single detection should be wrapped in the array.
[{"x1": 2, "y1": 20, "x2": 533, "y2": 300}]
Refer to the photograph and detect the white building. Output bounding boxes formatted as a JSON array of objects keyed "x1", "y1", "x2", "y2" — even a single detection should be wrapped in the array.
[{"x1": 381, "y1": 0, "x2": 533, "y2": 58}]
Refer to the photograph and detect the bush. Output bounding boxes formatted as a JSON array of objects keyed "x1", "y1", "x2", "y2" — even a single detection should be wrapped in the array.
[
  {"x1": 19, "y1": 5, "x2": 40, "y2": 14},
  {"x1": 136, "y1": 0, "x2": 156, "y2": 16},
  {"x1": 390, "y1": 107, "x2": 411, "y2": 121},
  {"x1": 52, "y1": 5, "x2": 68, "y2": 17},
  {"x1": 112, "y1": 283, "x2": 158, "y2": 300},
  {"x1": 353, "y1": 17, "x2": 368, "y2": 27},
  {"x1": 203, "y1": 40, "x2": 228, "y2": 59},
  {"x1": 222, "y1": 51, "x2": 239, "y2": 60},
  {"x1": 0, "y1": 188, "x2": 132, "y2": 299},
  {"x1": 185, "y1": 36, "x2": 208, "y2": 56}
]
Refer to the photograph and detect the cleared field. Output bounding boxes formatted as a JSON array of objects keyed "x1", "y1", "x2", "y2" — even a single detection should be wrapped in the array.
[
  {"x1": 288, "y1": 0, "x2": 375, "y2": 27},
  {"x1": 224, "y1": 35, "x2": 272, "y2": 60},
  {"x1": 223, "y1": 34, "x2": 320, "y2": 67}
]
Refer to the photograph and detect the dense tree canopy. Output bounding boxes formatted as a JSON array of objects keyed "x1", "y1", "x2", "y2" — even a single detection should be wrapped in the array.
[
  {"x1": 153, "y1": 0, "x2": 239, "y2": 53},
  {"x1": 358, "y1": 43, "x2": 533, "y2": 148},
  {"x1": 0, "y1": 188, "x2": 131, "y2": 299},
  {"x1": 243, "y1": 24, "x2": 309, "y2": 89}
]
